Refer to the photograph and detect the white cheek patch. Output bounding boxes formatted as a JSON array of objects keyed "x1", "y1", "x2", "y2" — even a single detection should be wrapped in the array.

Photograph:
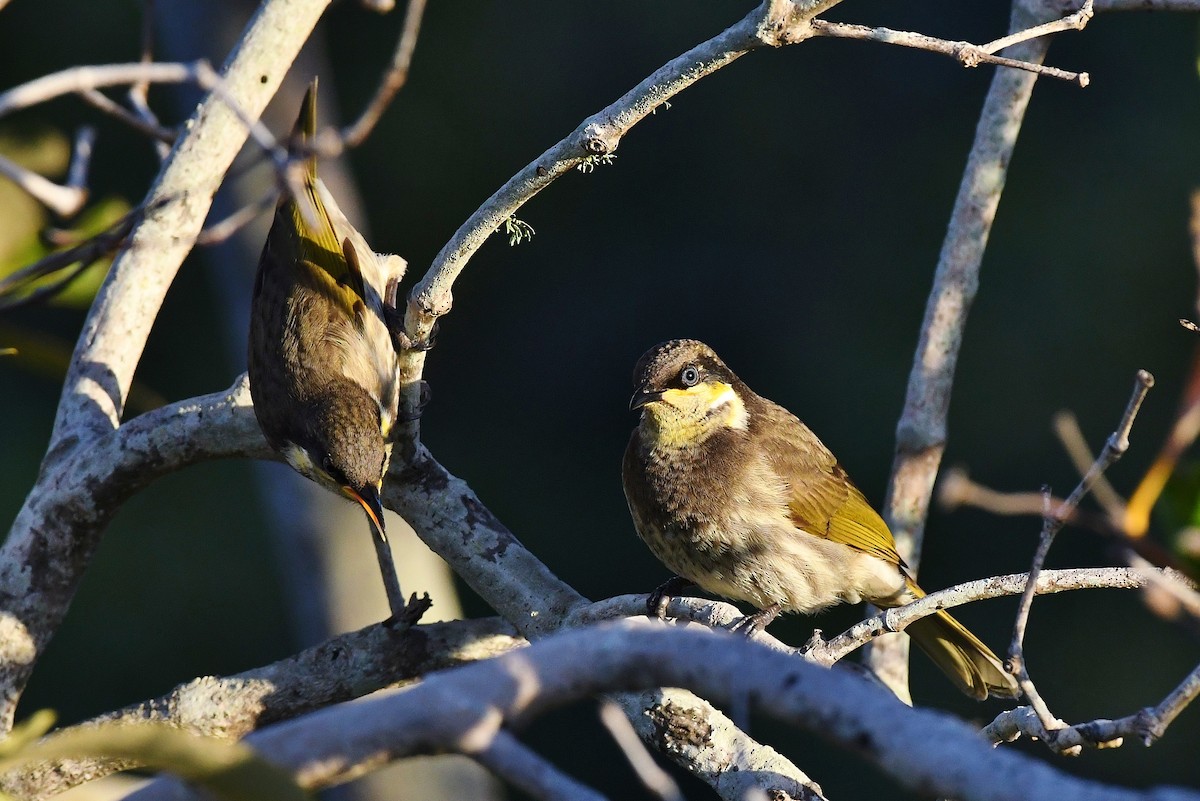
[
  {"x1": 711, "y1": 384, "x2": 748, "y2": 430},
  {"x1": 283, "y1": 442, "x2": 318, "y2": 479}
]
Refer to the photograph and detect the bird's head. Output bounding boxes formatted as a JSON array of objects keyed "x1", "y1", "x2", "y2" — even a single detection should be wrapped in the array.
[
  {"x1": 282, "y1": 388, "x2": 391, "y2": 538},
  {"x1": 629, "y1": 339, "x2": 749, "y2": 447}
]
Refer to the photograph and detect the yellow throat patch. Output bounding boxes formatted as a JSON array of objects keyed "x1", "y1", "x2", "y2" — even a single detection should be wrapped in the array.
[{"x1": 643, "y1": 381, "x2": 748, "y2": 448}]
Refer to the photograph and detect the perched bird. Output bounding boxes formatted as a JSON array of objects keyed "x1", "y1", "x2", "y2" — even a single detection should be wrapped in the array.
[
  {"x1": 248, "y1": 80, "x2": 409, "y2": 620},
  {"x1": 621, "y1": 339, "x2": 1019, "y2": 700}
]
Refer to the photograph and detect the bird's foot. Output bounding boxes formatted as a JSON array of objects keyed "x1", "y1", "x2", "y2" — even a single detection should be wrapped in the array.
[
  {"x1": 390, "y1": 318, "x2": 439, "y2": 354},
  {"x1": 730, "y1": 602, "x2": 782, "y2": 637},
  {"x1": 383, "y1": 592, "x2": 433, "y2": 631},
  {"x1": 394, "y1": 380, "x2": 432, "y2": 427},
  {"x1": 647, "y1": 576, "x2": 693, "y2": 619}
]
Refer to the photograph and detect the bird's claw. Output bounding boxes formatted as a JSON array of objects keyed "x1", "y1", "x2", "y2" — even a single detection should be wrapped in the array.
[
  {"x1": 729, "y1": 602, "x2": 782, "y2": 637},
  {"x1": 646, "y1": 576, "x2": 692, "y2": 619}
]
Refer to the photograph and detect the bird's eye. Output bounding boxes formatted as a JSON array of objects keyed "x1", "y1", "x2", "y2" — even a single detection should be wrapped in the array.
[
  {"x1": 680, "y1": 365, "x2": 701, "y2": 387},
  {"x1": 321, "y1": 454, "x2": 342, "y2": 482}
]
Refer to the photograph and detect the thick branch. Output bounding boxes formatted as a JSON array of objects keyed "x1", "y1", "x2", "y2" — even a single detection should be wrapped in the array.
[
  {"x1": 871, "y1": 0, "x2": 1060, "y2": 699},
  {"x1": 0, "y1": 617, "x2": 522, "y2": 799},
  {"x1": 125, "y1": 622, "x2": 1200, "y2": 801},
  {"x1": 386, "y1": 449, "x2": 822, "y2": 799}
]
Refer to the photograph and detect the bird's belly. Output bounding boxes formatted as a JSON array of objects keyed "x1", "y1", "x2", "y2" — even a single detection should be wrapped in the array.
[{"x1": 641, "y1": 519, "x2": 904, "y2": 615}]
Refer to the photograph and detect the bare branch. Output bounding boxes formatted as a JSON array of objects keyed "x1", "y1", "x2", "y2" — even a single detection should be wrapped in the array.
[
  {"x1": 873, "y1": 1, "x2": 1070, "y2": 700},
  {"x1": 79, "y1": 88, "x2": 176, "y2": 143},
  {"x1": 980, "y1": 0, "x2": 1094, "y2": 54},
  {"x1": 0, "y1": 154, "x2": 86, "y2": 216},
  {"x1": 809, "y1": 567, "x2": 1154, "y2": 665},
  {"x1": 984, "y1": 659, "x2": 1200, "y2": 753},
  {"x1": 1008, "y1": 371, "x2": 1154, "y2": 739},
  {"x1": 395, "y1": 0, "x2": 836, "y2": 429},
  {"x1": 0, "y1": 204, "x2": 144, "y2": 310},
  {"x1": 196, "y1": 191, "x2": 275, "y2": 246},
  {"x1": 473, "y1": 730, "x2": 608, "y2": 801},
  {"x1": 340, "y1": 0, "x2": 427, "y2": 149},
  {"x1": 129, "y1": 0, "x2": 170, "y2": 160},
  {"x1": 0, "y1": 62, "x2": 200, "y2": 117},
  {"x1": 809, "y1": 13, "x2": 1090, "y2": 86},
  {"x1": 0, "y1": 617, "x2": 522, "y2": 799},
  {"x1": 1053, "y1": 411, "x2": 1127, "y2": 519},
  {"x1": 599, "y1": 701, "x2": 684, "y2": 801},
  {"x1": 125, "y1": 622, "x2": 1200, "y2": 801}
]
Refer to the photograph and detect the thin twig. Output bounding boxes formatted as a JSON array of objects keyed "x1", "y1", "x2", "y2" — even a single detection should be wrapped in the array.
[
  {"x1": 598, "y1": 701, "x2": 684, "y2": 801},
  {"x1": 808, "y1": 566, "x2": 1153, "y2": 665},
  {"x1": 0, "y1": 154, "x2": 86, "y2": 217},
  {"x1": 980, "y1": 0, "x2": 1094, "y2": 54},
  {"x1": 340, "y1": 0, "x2": 427, "y2": 149},
  {"x1": 473, "y1": 730, "x2": 609, "y2": 801},
  {"x1": 396, "y1": 0, "x2": 794, "y2": 437},
  {"x1": 0, "y1": 205, "x2": 144, "y2": 310},
  {"x1": 65, "y1": 125, "x2": 95, "y2": 195},
  {"x1": 79, "y1": 89, "x2": 176, "y2": 143},
  {"x1": 196, "y1": 191, "x2": 275, "y2": 246},
  {"x1": 1008, "y1": 370, "x2": 1155, "y2": 739},
  {"x1": 0, "y1": 62, "x2": 200, "y2": 117},
  {"x1": 984, "y1": 658, "x2": 1200, "y2": 753},
  {"x1": 808, "y1": 19, "x2": 1090, "y2": 86},
  {"x1": 129, "y1": 0, "x2": 169, "y2": 160},
  {"x1": 1127, "y1": 551, "x2": 1200, "y2": 621},
  {"x1": 1052, "y1": 411, "x2": 1127, "y2": 520},
  {"x1": 937, "y1": 466, "x2": 1113, "y2": 530}
]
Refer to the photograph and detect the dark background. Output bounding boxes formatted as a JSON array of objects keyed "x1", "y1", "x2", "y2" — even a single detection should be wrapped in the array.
[{"x1": 2, "y1": 1, "x2": 1199, "y2": 798}]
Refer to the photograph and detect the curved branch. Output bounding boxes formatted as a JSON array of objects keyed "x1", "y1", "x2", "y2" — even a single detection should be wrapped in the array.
[
  {"x1": 872, "y1": 0, "x2": 1065, "y2": 699},
  {"x1": 394, "y1": 0, "x2": 843, "y2": 425},
  {"x1": 125, "y1": 622, "x2": 1200, "y2": 801},
  {"x1": 385, "y1": 450, "x2": 822, "y2": 799},
  {"x1": 0, "y1": 617, "x2": 522, "y2": 799},
  {"x1": 811, "y1": 567, "x2": 1152, "y2": 664}
]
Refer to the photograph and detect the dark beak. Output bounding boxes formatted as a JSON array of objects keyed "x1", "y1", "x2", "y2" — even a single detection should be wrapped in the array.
[
  {"x1": 629, "y1": 385, "x2": 663, "y2": 411},
  {"x1": 342, "y1": 483, "x2": 388, "y2": 545}
]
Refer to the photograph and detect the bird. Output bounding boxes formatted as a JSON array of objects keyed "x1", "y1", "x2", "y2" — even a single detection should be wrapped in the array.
[
  {"x1": 247, "y1": 79, "x2": 411, "y2": 621},
  {"x1": 621, "y1": 339, "x2": 1019, "y2": 700}
]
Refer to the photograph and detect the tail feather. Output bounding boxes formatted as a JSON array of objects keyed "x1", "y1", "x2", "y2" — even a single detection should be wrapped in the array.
[{"x1": 900, "y1": 581, "x2": 1019, "y2": 700}]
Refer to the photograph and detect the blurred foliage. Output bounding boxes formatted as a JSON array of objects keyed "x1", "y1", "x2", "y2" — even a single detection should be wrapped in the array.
[
  {"x1": 0, "y1": 710, "x2": 310, "y2": 801},
  {"x1": 0, "y1": 127, "x2": 131, "y2": 308}
]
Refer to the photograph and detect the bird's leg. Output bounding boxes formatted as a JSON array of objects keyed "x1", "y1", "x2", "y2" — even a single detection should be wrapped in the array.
[
  {"x1": 731, "y1": 602, "x2": 782, "y2": 636},
  {"x1": 647, "y1": 575, "x2": 693, "y2": 618}
]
